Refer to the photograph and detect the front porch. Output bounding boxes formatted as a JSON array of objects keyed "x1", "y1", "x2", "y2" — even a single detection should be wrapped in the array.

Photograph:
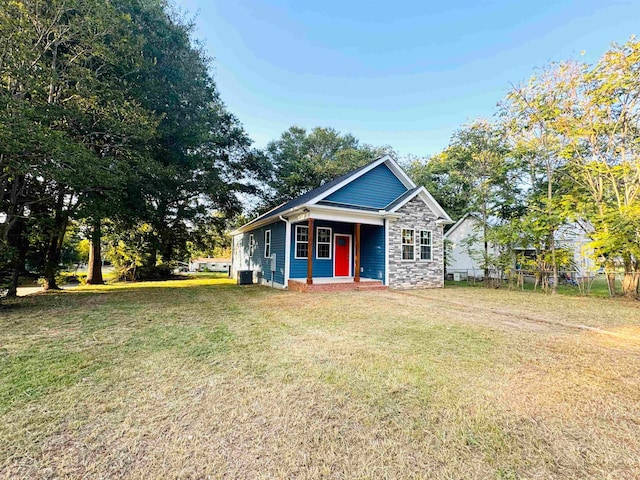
[
  {"x1": 288, "y1": 215, "x2": 387, "y2": 289},
  {"x1": 288, "y1": 277, "x2": 387, "y2": 292}
]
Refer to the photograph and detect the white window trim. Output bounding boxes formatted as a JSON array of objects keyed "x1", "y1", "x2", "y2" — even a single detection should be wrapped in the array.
[
  {"x1": 264, "y1": 230, "x2": 271, "y2": 258},
  {"x1": 315, "y1": 226, "x2": 332, "y2": 260},
  {"x1": 401, "y1": 228, "x2": 415, "y2": 261},
  {"x1": 419, "y1": 230, "x2": 433, "y2": 261},
  {"x1": 294, "y1": 225, "x2": 309, "y2": 259},
  {"x1": 249, "y1": 233, "x2": 256, "y2": 256}
]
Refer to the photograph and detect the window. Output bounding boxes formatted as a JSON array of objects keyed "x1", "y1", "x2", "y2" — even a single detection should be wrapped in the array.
[
  {"x1": 401, "y1": 229, "x2": 414, "y2": 260},
  {"x1": 316, "y1": 227, "x2": 332, "y2": 259},
  {"x1": 295, "y1": 225, "x2": 309, "y2": 259},
  {"x1": 419, "y1": 230, "x2": 432, "y2": 260},
  {"x1": 264, "y1": 230, "x2": 271, "y2": 258},
  {"x1": 249, "y1": 234, "x2": 256, "y2": 256}
]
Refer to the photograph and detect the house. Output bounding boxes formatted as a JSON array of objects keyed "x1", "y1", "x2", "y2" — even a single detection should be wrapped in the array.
[
  {"x1": 555, "y1": 223, "x2": 597, "y2": 275},
  {"x1": 444, "y1": 213, "x2": 596, "y2": 278},
  {"x1": 230, "y1": 155, "x2": 453, "y2": 291},
  {"x1": 444, "y1": 213, "x2": 499, "y2": 278},
  {"x1": 189, "y1": 257, "x2": 231, "y2": 273}
]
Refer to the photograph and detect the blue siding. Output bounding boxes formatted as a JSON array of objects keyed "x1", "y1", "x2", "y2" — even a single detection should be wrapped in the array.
[
  {"x1": 360, "y1": 224, "x2": 385, "y2": 281},
  {"x1": 323, "y1": 164, "x2": 408, "y2": 209},
  {"x1": 290, "y1": 220, "x2": 353, "y2": 278},
  {"x1": 290, "y1": 220, "x2": 386, "y2": 282},
  {"x1": 239, "y1": 220, "x2": 286, "y2": 285}
]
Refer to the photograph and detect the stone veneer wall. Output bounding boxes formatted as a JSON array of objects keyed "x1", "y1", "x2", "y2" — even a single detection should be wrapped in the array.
[{"x1": 388, "y1": 197, "x2": 445, "y2": 289}]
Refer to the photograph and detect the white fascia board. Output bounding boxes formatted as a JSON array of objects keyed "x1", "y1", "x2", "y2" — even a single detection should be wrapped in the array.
[
  {"x1": 231, "y1": 206, "x2": 301, "y2": 235},
  {"x1": 307, "y1": 205, "x2": 384, "y2": 226},
  {"x1": 444, "y1": 213, "x2": 470, "y2": 239},
  {"x1": 306, "y1": 154, "x2": 416, "y2": 205},
  {"x1": 386, "y1": 186, "x2": 453, "y2": 223},
  {"x1": 385, "y1": 158, "x2": 416, "y2": 189}
]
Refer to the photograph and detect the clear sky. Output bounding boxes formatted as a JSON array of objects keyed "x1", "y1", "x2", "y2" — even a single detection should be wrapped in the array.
[{"x1": 173, "y1": 0, "x2": 639, "y2": 158}]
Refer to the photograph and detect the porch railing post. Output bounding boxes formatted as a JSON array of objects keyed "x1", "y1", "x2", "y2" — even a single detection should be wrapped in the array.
[
  {"x1": 355, "y1": 223, "x2": 361, "y2": 282},
  {"x1": 307, "y1": 218, "x2": 314, "y2": 284}
]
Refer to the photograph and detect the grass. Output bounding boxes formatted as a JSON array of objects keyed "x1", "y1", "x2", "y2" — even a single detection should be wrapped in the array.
[
  {"x1": 1, "y1": 278, "x2": 639, "y2": 478},
  {"x1": 446, "y1": 276, "x2": 615, "y2": 297}
]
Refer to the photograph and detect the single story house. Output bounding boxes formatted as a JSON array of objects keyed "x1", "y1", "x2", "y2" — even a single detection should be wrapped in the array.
[
  {"x1": 444, "y1": 213, "x2": 596, "y2": 278},
  {"x1": 189, "y1": 257, "x2": 231, "y2": 273},
  {"x1": 230, "y1": 155, "x2": 453, "y2": 290},
  {"x1": 444, "y1": 213, "x2": 499, "y2": 278}
]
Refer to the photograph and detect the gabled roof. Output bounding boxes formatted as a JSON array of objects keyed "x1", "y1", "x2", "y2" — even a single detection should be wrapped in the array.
[
  {"x1": 384, "y1": 186, "x2": 452, "y2": 223},
  {"x1": 233, "y1": 155, "x2": 452, "y2": 234},
  {"x1": 237, "y1": 158, "x2": 384, "y2": 232},
  {"x1": 383, "y1": 187, "x2": 421, "y2": 211},
  {"x1": 444, "y1": 213, "x2": 481, "y2": 239}
]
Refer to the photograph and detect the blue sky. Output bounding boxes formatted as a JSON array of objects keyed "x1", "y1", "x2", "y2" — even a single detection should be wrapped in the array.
[{"x1": 174, "y1": 0, "x2": 639, "y2": 158}]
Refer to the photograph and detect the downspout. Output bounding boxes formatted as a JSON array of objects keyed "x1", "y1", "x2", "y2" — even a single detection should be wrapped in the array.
[{"x1": 280, "y1": 216, "x2": 291, "y2": 288}]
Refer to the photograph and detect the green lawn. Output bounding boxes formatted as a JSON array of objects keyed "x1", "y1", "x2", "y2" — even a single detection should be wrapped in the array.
[
  {"x1": 445, "y1": 276, "x2": 614, "y2": 297},
  {"x1": 1, "y1": 278, "x2": 639, "y2": 478}
]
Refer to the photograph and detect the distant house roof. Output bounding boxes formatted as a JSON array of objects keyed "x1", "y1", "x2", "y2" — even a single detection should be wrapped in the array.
[
  {"x1": 233, "y1": 155, "x2": 452, "y2": 234},
  {"x1": 191, "y1": 257, "x2": 231, "y2": 263}
]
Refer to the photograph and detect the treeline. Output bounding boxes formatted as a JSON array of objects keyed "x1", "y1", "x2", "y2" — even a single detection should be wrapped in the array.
[
  {"x1": 0, "y1": 0, "x2": 264, "y2": 295},
  {"x1": 408, "y1": 37, "x2": 640, "y2": 297},
  {"x1": 1, "y1": 1, "x2": 638, "y2": 300}
]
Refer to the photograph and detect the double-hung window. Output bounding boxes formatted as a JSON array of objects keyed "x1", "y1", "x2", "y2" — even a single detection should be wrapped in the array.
[
  {"x1": 264, "y1": 230, "x2": 271, "y2": 258},
  {"x1": 316, "y1": 227, "x2": 332, "y2": 259},
  {"x1": 419, "y1": 230, "x2": 432, "y2": 260},
  {"x1": 401, "y1": 229, "x2": 415, "y2": 260},
  {"x1": 249, "y1": 234, "x2": 256, "y2": 256},
  {"x1": 295, "y1": 225, "x2": 309, "y2": 259}
]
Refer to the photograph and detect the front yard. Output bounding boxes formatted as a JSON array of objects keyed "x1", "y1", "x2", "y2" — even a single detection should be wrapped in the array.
[{"x1": 1, "y1": 278, "x2": 639, "y2": 479}]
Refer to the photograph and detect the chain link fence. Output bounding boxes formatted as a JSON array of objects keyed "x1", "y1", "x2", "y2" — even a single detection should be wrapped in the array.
[{"x1": 446, "y1": 269, "x2": 627, "y2": 296}]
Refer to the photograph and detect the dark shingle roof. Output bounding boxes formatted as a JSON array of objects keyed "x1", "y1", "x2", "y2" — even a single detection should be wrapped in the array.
[{"x1": 240, "y1": 158, "x2": 383, "y2": 229}]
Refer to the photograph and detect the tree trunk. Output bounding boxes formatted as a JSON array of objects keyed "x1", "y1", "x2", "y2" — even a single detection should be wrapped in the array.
[
  {"x1": 549, "y1": 233, "x2": 558, "y2": 295},
  {"x1": 546, "y1": 161, "x2": 558, "y2": 295},
  {"x1": 7, "y1": 268, "x2": 20, "y2": 297},
  {"x1": 621, "y1": 271, "x2": 639, "y2": 298},
  {"x1": 42, "y1": 195, "x2": 67, "y2": 291},
  {"x1": 606, "y1": 271, "x2": 616, "y2": 297},
  {"x1": 42, "y1": 233, "x2": 62, "y2": 291},
  {"x1": 86, "y1": 221, "x2": 104, "y2": 284}
]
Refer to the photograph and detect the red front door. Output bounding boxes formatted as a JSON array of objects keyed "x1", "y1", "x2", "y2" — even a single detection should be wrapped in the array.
[{"x1": 334, "y1": 235, "x2": 351, "y2": 277}]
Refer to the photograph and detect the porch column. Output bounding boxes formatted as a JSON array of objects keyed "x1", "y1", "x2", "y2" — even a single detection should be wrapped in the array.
[
  {"x1": 355, "y1": 223, "x2": 361, "y2": 282},
  {"x1": 307, "y1": 218, "x2": 314, "y2": 284}
]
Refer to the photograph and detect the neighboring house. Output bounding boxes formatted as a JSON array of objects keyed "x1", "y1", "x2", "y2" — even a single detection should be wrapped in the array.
[
  {"x1": 189, "y1": 257, "x2": 231, "y2": 273},
  {"x1": 444, "y1": 213, "x2": 596, "y2": 277},
  {"x1": 444, "y1": 213, "x2": 498, "y2": 276},
  {"x1": 230, "y1": 155, "x2": 453, "y2": 290},
  {"x1": 555, "y1": 223, "x2": 597, "y2": 275}
]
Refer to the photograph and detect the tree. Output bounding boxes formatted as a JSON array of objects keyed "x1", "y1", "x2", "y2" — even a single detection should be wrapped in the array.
[
  {"x1": 558, "y1": 37, "x2": 640, "y2": 297},
  {"x1": 405, "y1": 152, "x2": 474, "y2": 221},
  {"x1": 1, "y1": 0, "x2": 157, "y2": 291},
  {"x1": 259, "y1": 126, "x2": 392, "y2": 212},
  {"x1": 1, "y1": 0, "x2": 257, "y2": 290},
  {"x1": 408, "y1": 121, "x2": 517, "y2": 283},
  {"x1": 500, "y1": 62, "x2": 582, "y2": 293}
]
